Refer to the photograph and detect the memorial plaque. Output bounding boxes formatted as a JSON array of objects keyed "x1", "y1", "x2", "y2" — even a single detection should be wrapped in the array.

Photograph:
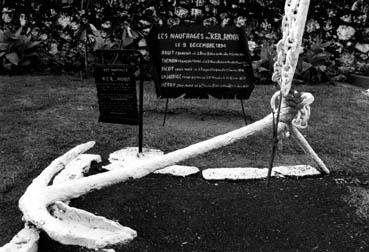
[
  {"x1": 94, "y1": 65, "x2": 138, "y2": 125},
  {"x1": 148, "y1": 25, "x2": 255, "y2": 99}
]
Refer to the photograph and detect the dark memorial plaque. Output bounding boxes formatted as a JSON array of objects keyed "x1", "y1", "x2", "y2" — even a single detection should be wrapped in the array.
[
  {"x1": 148, "y1": 25, "x2": 255, "y2": 99},
  {"x1": 94, "y1": 65, "x2": 138, "y2": 125}
]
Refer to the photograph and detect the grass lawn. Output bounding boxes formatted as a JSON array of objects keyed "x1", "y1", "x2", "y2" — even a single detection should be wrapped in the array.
[{"x1": 1, "y1": 75, "x2": 369, "y2": 251}]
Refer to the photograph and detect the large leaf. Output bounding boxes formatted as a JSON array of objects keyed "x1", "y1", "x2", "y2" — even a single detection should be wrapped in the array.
[
  {"x1": 24, "y1": 52, "x2": 39, "y2": 58},
  {"x1": 20, "y1": 60, "x2": 32, "y2": 66},
  {"x1": 12, "y1": 35, "x2": 28, "y2": 48},
  {"x1": 260, "y1": 42, "x2": 274, "y2": 61},
  {"x1": 93, "y1": 36, "x2": 105, "y2": 51},
  {"x1": 107, "y1": 40, "x2": 118, "y2": 50},
  {"x1": 10, "y1": 27, "x2": 23, "y2": 40},
  {"x1": 23, "y1": 35, "x2": 31, "y2": 46},
  {"x1": 258, "y1": 66, "x2": 270, "y2": 73},
  {"x1": 0, "y1": 42, "x2": 8, "y2": 51},
  {"x1": 26, "y1": 41, "x2": 41, "y2": 50},
  {"x1": 122, "y1": 30, "x2": 134, "y2": 48},
  {"x1": 320, "y1": 41, "x2": 332, "y2": 48},
  {"x1": 0, "y1": 30, "x2": 7, "y2": 42},
  {"x1": 310, "y1": 53, "x2": 331, "y2": 64},
  {"x1": 0, "y1": 29, "x2": 12, "y2": 43},
  {"x1": 252, "y1": 60, "x2": 264, "y2": 69},
  {"x1": 79, "y1": 29, "x2": 88, "y2": 41},
  {"x1": 301, "y1": 61, "x2": 313, "y2": 73},
  {"x1": 14, "y1": 27, "x2": 23, "y2": 37},
  {"x1": 89, "y1": 24, "x2": 100, "y2": 37},
  {"x1": 3, "y1": 62, "x2": 12, "y2": 70},
  {"x1": 5, "y1": 52, "x2": 19, "y2": 65},
  {"x1": 121, "y1": 28, "x2": 139, "y2": 48}
]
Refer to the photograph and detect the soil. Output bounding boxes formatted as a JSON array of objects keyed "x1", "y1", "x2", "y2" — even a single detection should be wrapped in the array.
[{"x1": 35, "y1": 170, "x2": 369, "y2": 252}]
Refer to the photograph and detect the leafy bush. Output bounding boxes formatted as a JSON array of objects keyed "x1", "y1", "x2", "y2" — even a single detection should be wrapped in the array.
[
  {"x1": 253, "y1": 40, "x2": 276, "y2": 84},
  {"x1": 295, "y1": 37, "x2": 333, "y2": 84},
  {"x1": 0, "y1": 26, "x2": 40, "y2": 73},
  {"x1": 356, "y1": 63, "x2": 369, "y2": 76},
  {"x1": 253, "y1": 37, "x2": 334, "y2": 85},
  {"x1": 0, "y1": 0, "x2": 367, "y2": 82}
]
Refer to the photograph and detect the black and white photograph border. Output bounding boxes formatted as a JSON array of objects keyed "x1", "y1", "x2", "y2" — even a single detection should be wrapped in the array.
[{"x1": 1, "y1": 0, "x2": 369, "y2": 251}]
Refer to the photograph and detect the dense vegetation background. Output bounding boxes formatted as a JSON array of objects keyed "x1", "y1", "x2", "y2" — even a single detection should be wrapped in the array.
[{"x1": 0, "y1": 0, "x2": 367, "y2": 82}]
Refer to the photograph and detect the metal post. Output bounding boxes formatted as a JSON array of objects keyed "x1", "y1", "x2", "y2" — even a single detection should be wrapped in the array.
[
  {"x1": 240, "y1": 99, "x2": 248, "y2": 125},
  {"x1": 267, "y1": 92, "x2": 283, "y2": 185},
  {"x1": 138, "y1": 54, "x2": 144, "y2": 153},
  {"x1": 162, "y1": 98, "x2": 169, "y2": 126}
]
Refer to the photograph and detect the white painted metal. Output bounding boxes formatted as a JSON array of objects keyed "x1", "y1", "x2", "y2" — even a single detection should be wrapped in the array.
[
  {"x1": 1, "y1": 146, "x2": 102, "y2": 252},
  {"x1": 0, "y1": 226, "x2": 39, "y2": 252},
  {"x1": 53, "y1": 154, "x2": 101, "y2": 184},
  {"x1": 104, "y1": 147, "x2": 199, "y2": 176}
]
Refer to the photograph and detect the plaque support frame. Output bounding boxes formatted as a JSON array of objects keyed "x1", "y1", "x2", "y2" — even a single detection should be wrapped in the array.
[
  {"x1": 95, "y1": 49, "x2": 144, "y2": 153},
  {"x1": 240, "y1": 99, "x2": 248, "y2": 125},
  {"x1": 162, "y1": 98, "x2": 169, "y2": 126}
]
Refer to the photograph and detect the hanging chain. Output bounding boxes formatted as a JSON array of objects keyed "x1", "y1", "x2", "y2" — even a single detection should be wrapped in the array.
[
  {"x1": 267, "y1": 0, "x2": 311, "y2": 185},
  {"x1": 267, "y1": 91, "x2": 283, "y2": 185}
]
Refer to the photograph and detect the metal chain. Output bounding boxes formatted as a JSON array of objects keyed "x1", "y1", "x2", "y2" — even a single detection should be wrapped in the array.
[{"x1": 267, "y1": 0, "x2": 311, "y2": 184}]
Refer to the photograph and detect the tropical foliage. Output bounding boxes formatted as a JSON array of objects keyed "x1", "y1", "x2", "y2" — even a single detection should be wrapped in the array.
[
  {"x1": 0, "y1": 14, "x2": 41, "y2": 72},
  {"x1": 0, "y1": 0, "x2": 367, "y2": 81}
]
